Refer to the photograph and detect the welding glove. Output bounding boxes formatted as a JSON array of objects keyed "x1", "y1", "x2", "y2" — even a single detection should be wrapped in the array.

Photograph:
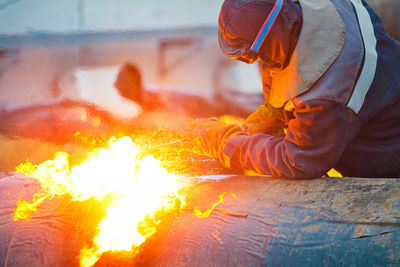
[
  {"x1": 185, "y1": 117, "x2": 246, "y2": 167},
  {"x1": 242, "y1": 104, "x2": 285, "y2": 137}
]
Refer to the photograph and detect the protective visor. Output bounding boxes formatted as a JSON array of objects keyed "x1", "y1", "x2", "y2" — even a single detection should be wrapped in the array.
[
  {"x1": 218, "y1": 0, "x2": 284, "y2": 64},
  {"x1": 218, "y1": 30, "x2": 249, "y2": 58}
]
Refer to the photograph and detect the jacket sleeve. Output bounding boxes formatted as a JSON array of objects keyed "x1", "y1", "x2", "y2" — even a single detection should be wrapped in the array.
[{"x1": 223, "y1": 99, "x2": 360, "y2": 178}]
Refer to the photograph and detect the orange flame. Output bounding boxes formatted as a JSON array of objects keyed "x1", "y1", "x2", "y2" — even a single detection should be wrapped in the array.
[
  {"x1": 14, "y1": 136, "x2": 186, "y2": 267},
  {"x1": 193, "y1": 192, "x2": 231, "y2": 218}
]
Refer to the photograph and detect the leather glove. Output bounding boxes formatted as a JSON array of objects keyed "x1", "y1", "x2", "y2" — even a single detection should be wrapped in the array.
[
  {"x1": 183, "y1": 117, "x2": 246, "y2": 167},
  {"x1": 242, "y1": 104, "x2": 285, "y2": 137}
]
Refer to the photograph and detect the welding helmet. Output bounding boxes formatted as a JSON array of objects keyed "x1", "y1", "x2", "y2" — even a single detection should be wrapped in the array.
[{"x1": 218, "y1": 0, "x2": 284, "y2": 64}]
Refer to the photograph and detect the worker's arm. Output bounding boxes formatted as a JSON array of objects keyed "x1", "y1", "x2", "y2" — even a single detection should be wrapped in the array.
[
  {"x1": 224, "y1": 100, "x2": 360, "y2": 178},
  {"x1": 242, "y1": 103, "x2": 285, "y2": 137}
]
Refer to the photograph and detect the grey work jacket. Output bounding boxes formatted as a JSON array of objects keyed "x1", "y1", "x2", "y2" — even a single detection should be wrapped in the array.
[{"x1": 224, "y1": 0, "x2": 400, "y2": 178}]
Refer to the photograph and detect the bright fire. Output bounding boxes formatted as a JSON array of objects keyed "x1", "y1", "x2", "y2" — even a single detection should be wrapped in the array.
[{"x1": 14, "y1": 136, "x2": 186, "y2": 267}]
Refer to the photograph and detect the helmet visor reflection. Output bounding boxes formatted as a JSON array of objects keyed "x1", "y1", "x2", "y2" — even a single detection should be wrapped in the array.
[
  {"x1": 218, "y1": 30, "x2": 247, "y2": 58},
  {"x1": 218, "y1": 30, "x2": 258, "y2": 64}
]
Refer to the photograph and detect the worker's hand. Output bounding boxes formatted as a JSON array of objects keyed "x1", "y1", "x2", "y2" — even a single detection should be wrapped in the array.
[
  {"x1": 183, "y1": 117, "x2": 246, "y2": 166},
  {"x1": 242, "y1": 104, "x2": 285, "y2": 137}
]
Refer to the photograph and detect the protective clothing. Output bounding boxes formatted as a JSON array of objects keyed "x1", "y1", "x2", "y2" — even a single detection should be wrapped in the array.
[
  {"x1": 186, "y1": 118, "x2": 246, "y2": 167},
  {"x1": 218, "y1": 0, "x2": 400, "y2": 178},
  {"x1": 242, "y1": 104, "x2": 285, "y2": 136},
  {"x1": 218, "y1": 0, "x2": 285, "y2": 64},
  {"x1": 218, "y1": 0, "x2": 302, "y2": 71}
]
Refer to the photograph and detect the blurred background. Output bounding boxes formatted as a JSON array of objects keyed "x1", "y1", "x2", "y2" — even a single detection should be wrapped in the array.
[
  {"x1": 0, "y1": 0, "x2": 263, "y2": 113},
  {"x1": 0, "y1": 0, "x2": 399, "y2": 172}
]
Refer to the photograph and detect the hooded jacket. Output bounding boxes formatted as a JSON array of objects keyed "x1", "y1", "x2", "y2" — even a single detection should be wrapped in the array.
[{"x1": 222, "y1": 0, "x2": 400, "y2": 178}]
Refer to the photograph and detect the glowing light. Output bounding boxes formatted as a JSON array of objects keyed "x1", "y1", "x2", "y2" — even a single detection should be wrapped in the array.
[
  {"x1": 92, "y1": 116, "x2": 101, "y2": 127},
  {"x1": 80, "y1": 111, "x2": 88, "y2": 122},
  {"x1": 15, "y1": 137, "x2": 186, "y2": 267},
  {"x1": 194, "y1": 192, "x2": 227, "y2": 218}
]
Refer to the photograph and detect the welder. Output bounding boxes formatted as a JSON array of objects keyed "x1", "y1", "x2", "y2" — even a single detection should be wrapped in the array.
[{"x1": 186, "y1": 0, "x2": 400, "y2": 178}]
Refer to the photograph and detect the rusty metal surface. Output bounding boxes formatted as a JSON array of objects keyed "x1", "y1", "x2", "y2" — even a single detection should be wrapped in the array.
[{"x1": 1, "y1": 173, "x2": 399, "y2": 266}]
